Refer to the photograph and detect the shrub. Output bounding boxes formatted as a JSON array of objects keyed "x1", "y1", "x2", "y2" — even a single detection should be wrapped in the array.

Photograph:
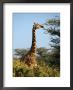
[{"x1": 13, "y1": 59, "x2": 60, "y2": 77}]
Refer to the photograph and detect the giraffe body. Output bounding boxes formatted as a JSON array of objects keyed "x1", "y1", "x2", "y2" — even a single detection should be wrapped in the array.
[
  {"x1": 21, "y1": 51, "x2": 37, "y2": 67},
  {"x1": 21, "y1": 23, "x2": 43, "y2": 67}
]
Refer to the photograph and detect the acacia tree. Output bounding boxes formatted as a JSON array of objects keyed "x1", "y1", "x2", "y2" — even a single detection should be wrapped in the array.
[
  {"x1": 44, "y1": 16, "x2": 60, "y2": 68},
  {"x1": 13, "y1": 49, "x2": 29, "y2": 59},
  {"x1": 37, "y1": 47, "x2": 48, "y2": 57}
]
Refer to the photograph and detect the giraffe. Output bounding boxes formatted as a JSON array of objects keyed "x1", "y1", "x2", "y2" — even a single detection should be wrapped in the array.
[{"x1": 21, "y1": 22, "x2": 44, "y2": 67}]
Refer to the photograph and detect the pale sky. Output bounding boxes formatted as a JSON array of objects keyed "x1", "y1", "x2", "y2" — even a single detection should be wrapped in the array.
[{"x1": 13, "y1": 13, "x2": 60, "y2": 49}]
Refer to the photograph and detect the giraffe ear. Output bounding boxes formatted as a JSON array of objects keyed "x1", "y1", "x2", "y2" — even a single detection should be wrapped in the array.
[{"x1": 34, "y1": 22, "x2": 36, "y2": 25}]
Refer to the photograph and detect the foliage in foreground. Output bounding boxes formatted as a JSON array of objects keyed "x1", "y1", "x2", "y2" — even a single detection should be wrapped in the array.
[{"x1": 13, "y1": 59, "x2": 60, "y2": 77}]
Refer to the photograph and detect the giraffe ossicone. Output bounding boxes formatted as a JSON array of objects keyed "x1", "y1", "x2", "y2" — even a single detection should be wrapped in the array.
[{"x1": 21, "y1": 22, "x2": 44, "y2": 67}]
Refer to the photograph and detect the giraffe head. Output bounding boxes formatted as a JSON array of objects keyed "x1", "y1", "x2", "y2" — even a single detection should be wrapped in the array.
[{"x1": 33, "y1": 22, "x2": 44, "y2": 30}]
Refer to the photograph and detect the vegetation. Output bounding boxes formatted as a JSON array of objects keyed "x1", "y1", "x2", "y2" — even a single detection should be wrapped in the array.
[
  {"x1": 44, "y1": 16, "x2": 60, "y2": 68},
  {"x1": 13, "y1": 58, "x2": 60, "y2": 77},
  {"x1": 13, "y1": 16, "x2": 60, "y2": 77}
]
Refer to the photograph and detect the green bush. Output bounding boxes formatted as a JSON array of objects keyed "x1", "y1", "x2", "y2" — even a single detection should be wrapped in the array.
[{"x1": 13, "y1": 59, "x2": 60, "y2": 77}]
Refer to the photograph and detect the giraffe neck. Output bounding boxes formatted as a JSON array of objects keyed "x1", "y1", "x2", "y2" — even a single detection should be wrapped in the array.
[{"x1": 30, "y1": 28, "x2": 36, "y2": 54}]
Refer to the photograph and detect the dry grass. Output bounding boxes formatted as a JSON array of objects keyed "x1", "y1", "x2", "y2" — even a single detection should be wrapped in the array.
[{"x1": 13, "y1": 59, "x2": 60, "y2": 77}]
